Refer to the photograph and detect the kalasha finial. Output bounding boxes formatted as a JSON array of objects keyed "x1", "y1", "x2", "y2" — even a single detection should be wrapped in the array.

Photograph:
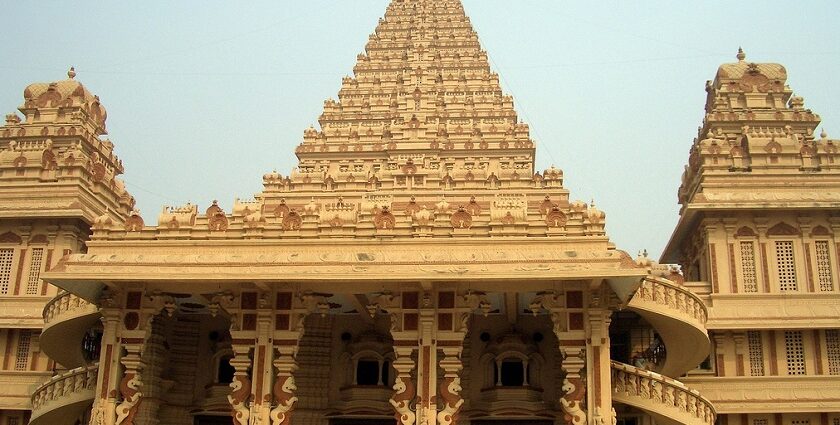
[
  {"x1": 736, "y1": 47, "x2": 746, "y2": 62},
  {"x1": 821, "y1": 128, "x2": 828, "y2": 139},
  {"x1": 67, "y1": 66, "x2": 76, "y2": 79}
]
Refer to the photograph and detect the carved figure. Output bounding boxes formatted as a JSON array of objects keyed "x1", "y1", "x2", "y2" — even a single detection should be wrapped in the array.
[
  {"x1": 115, "y1": 372, "x2": 142, "y2": 425},
  {"x1": 560, "y1": 377, "x2": 586, "y2": 425},
  {"x1": 228, "y1": 374, "x2": 251, "y2": 425},
  {"x1": 389, "y1": 376, "x2": 416, "y2": 425},
  {"x1": 270, "y1": 375, "x2": 298, "y2": 425},
  {"x1": 437, "y1": 377, "x2": 464, "y2": 425}
]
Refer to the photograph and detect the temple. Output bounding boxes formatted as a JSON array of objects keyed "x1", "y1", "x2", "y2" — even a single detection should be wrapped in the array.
[{"x1": 0, "y1": 1, "x2": 838, "y2": 425}]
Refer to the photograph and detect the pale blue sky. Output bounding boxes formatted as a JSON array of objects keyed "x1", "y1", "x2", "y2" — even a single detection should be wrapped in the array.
[{"x1": 2, "y1": 1, "x2": 838, "y2": 259}]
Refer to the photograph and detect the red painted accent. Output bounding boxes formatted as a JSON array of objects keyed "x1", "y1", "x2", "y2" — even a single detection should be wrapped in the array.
[
  {"x1": 569, "y1": 313, "x2": 584, "y2": 330},
  {"x1": 437, "y1": 291, "x2": 455, "y2": 308},
  {"x1": 716, "y1": 354, "x2": 726, "y2": 376},
  {"x1": 728, "y1": 243, "x2": 738, "y2": 293},
  {"x1": 101, "y1": 345, "x2": 113, "y2": 399},
  {"x1": 126, "y1": 291, "x2": 142, "y2": 309},
  {"x1": 767, "y1": 331, "x2": 778, "y2": 375},
  {"x1": 275, "y1": 314, "x2": 290, "y2": 331},
  {"x1": 41, "y1": 249, "x2": 53, "y2": 295},
  {"x1": 13, "y1": 248, "x2": 27, "y2": 295},
  {"x1": 422, "y1": 345, "x2": 431, "y2": 409},
  {"x1": 804, "y1": 243, "x2": 815, "y2": 292},
  {"x1": 760, "y1": 243, "x2": 771, "y2": 293},
  {"x1": 814, "y1": 330, "x2": 824, "y2": 374},
  {"x1": 566, "y1": 291, "x2": 583, "y2": 308},
  {"x1": 437, "y1": 313, "x2": 452, "y2": 331},
  {"x1": 256, "y1": 345, "x2": 266, "y2": 401},
  {"x1": 710, "y1": 244, "x2": 719, "y2": 293},
  {"x1": 404, "y1": 313, "x2": 418, "y2": 331},
  {"x1": 276, "y1": 292, "x2": 292, "y2": 310},
  {"x1": 241, "y1": 292, "x2": 257, "y2": 310},
  {"x1": 402, "y1": 291, "x2": 419, "y2": 309}
]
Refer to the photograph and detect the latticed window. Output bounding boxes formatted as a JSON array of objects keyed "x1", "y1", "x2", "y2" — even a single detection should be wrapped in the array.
[
  {"x1": 784, "y1": 331, "x2": 806, "y2": 375},
  {"x1": 791, "y1": 420, "x2": 810, "y2": 425},
  {"x1": 748, "y1": 331, "x2": 765, "y2": 376},
  {"x1": 775, "y1": 241, "x2": 798, "y2": 291},
  {"x1": 14, "y1": 330, "x2": 31, "y2": 371},
  {"x1": 9, "y1": 418, "x2": 19, "y2": 425},
  {"x1": 753, "y1": 420, "x2": 768, "y2": 425},
  {"x1": 826, "y1": 329, "x2": 840, "y2": 375},
  {"x1": 0, "y1": 248, "x2": 14, "y2": 295},
  {"x1": 740, "y1": 241, "x2": 758, "y2": 292},
  {"x1": 815, "y1": 241, "x2": 834, "y2": 291},
  {"x1": 25, "y1": 248, "x2": 44, "y2": 295}
]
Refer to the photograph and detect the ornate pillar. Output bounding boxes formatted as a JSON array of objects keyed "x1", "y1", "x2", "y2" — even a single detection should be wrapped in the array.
[
  {"x1": 388, "y1": 290, "x2": 420, "y2": 425},
  {"x1": 270, "y1": 291, "x2": 304, "y2": 425},
  {"x1": 437, "y1": 346, "x2": 464, "y2": 425},
  {"x1": 560, "y1": 345, "x2": 587, "y2": 425},
  {"x1": 228, "y1": 339, "x2": 253, "y2": 425},
  {"x1": 114, "y1": 342, "x2": 144, "y2": 425},
  {"x1": 586, "y1": 307, "x2": 614, "y2": 425},
  {"x1": 89, "y1": 308, "x2": 121, "y2": 425}
]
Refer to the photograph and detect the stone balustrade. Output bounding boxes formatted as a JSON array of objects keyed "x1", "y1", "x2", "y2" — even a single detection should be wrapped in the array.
[
  {"x1": 30, "y1": 364, "x2": 98, "y2": 421},
  {"x1": 633, "y1": 277, "x2": 708, "y2": 326},
  {"x1": 43, "y1": 291, "x2": 97, "y2": 326},
  {"x1": 612, "y1": 361, "x2": 715, "y2": 425}
]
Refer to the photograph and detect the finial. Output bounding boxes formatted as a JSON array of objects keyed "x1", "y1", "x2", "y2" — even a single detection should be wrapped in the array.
[
  {"x1": 67, "y1": 66, "x2": 76, "y2": 79},
  {"x1": 820, "y1": 128, "x2": 828, "y2": 139},
  {"x1": 736, "y1": 47, "x2": 746, "y2": 62}
]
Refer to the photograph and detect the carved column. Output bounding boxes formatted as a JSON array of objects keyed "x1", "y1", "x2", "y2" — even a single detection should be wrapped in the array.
[
  {"x1": 228, "y1": 340, "x2": 253, "y2": 425},
  {"x1": 390, "y1": 346, "x2": 418, "y2": 425},
  {"x1": 416, "y1": 295, "x2": 437, "y2": 425},
  {"x1": 586, "y1": 308, "x2": 613, "y2": 425},
  {"x1": 437, "y1": 346, "x2": 464, "y2": 425},
  {"x1": 90, "y1": 308, "x2": 121, "y2": 425},
  {"x1": 560, "y1": 345, "x2": 587, "y2": 425},
  {"x1": 250, "y1": 309, "x2": 275, "y2": 425},
  {"x1": 114, "y1": 342, "x2": 145, "y2": 425},
  {"x1": 270, "y1": 291, "x2": 304, "y2": 425}
]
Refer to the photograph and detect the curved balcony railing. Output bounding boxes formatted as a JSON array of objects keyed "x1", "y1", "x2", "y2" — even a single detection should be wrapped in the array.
[
  {"x1": 41, "y1": 291, "x2": 101, "y2": 368},
  {"x1": 612, "y1": 361, "x2": 715, "y2": 425},
  {"x1": 627, "y1": 276, "x2": 710, "y2": 376},
  {"x1": 30, "y1": 363, "x2": 98, "y2": 425}
]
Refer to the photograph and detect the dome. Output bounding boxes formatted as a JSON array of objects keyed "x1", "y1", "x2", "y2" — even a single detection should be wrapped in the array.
[
  {"x1": 21, "y1": 67, "x2": 108, "y2": 131},
  {"x1": 714, "y1": 49, "x2": 787, "y2": 85}
]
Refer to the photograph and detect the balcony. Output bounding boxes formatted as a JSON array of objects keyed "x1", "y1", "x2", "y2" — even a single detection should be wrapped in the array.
[
  {"x1": 612, "y1": 361, "x2": 715, "y2": 425},
  {"x1": 41, "y1": 291, "x2": 101, "y2": 368},
  {"x1": 626, "y1": 277, "x2": 710, "y2": 376},
  {"x1": 30, "y1": 363, "x2": 98, "y2": 425}
]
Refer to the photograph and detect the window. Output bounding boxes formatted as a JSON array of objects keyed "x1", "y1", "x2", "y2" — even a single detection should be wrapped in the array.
[
  {"x1": 775, "y1": 241, "x2": 798, "y2": 291},
  {"x1": 354, "y1": 358, "x2": 389, "y2": 386},
  {"x1": 499, "y1": 360, "x2": 525, "y2": 386},
  {"x1": 748, "y1": 331, "x2": 765, "y2": 376},
  {"x1": 753, "y1": 420, "x2": 768, "y2": 425},
  {"x1": 25, "y1": 248, "x2": 44, "y2": 295},
  {"x1": 784, "y1": 331, "x2": 806, "y2": 375},
  {"x1": 9, "y1": 418, "x2": 20, "y2": 425},
  {"x1": 0, "y1": 249, "x2": 14, "y2": 295},
  {"x1": 15, "y1": 330, "x2": 31, "y2": 371},
  {"x1": 740, "y1": 242, "x2": 758, "y2": 292},
  {"x1": 815, "y1": 241, "x2": 834, "y2": 291},
  {"x1": 826, "y1": 329, "x2": 840, "y2": 375},
  {"x1": 791, "y1": 420, "x2": 810, "y2": 425}
]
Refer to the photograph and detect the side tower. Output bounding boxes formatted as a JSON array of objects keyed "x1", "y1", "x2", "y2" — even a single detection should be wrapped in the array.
[
  {"x1": 0, "y1": 69, "x2": 133, "y2": 424},
  {"x1": 663, "y1": 50, "x2": 840, "y2": 423}
]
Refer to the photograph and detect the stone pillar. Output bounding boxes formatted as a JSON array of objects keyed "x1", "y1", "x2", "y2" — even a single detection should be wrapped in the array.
[
  {"x1": 390, "y1": 345, "x2": 418, "y2": 425},
  {"x1": 416, "y1": 297, "x2": 437, "y2": 425},
  {"x1": 436, "y1": 346, "x2": 464, "y2": 425},
  {"x1": 228, "y1": 339, "x2": 253, "y2": 425},
  {"x1": 250, "y1": 311, "x2": 275, "y2": 424},
  {"x1": 587, "y1": 308, "x2": 613, "y2": 425},
  {"x1": 560, "y1": 345, "x2": 587, "y2": 425},
  {"x1": 114, "y1": 342, "x2": 145, "y2": 425},
  {"x1": 89, "y1": 308, "x2": 121, "y2": 425},
  {"x1": 270, "y1": 290, "x2": 303, "y2": 425}
]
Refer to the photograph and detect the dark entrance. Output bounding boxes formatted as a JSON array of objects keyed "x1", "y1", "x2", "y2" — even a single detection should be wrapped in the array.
[{"x1": 194, "y1": 415, "x2": 233, "y2": 425}]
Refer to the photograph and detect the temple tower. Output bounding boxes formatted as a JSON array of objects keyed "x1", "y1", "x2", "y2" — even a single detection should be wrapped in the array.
[{"x1": 663, "y1": 49, "x2": 840, "y2": 422}]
